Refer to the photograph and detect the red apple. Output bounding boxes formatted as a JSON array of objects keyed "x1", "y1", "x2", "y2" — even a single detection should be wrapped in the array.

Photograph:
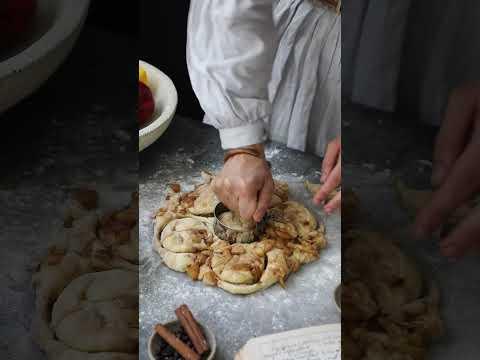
[
  {"x1": 138, "y1": 81, "x2": 155, "y2": 127},
  {"x1": 0, "y1": 0, "x2": 37, "y2": 48}
]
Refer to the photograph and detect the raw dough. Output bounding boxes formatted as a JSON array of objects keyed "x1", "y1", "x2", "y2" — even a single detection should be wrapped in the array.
[
  {"x1": 51, "y1": 269, "x2": 138, "y2": 353},
  {"x1": 153, "y1": 173, "x2": 327, "y2": 295},
  {"x1": 160, "y1": 217, "x2": 214, "y2": 253},
  {"x1": 343, "y1": 190, "x2": 444, "y2": 360},
  {"x1": 218, "y1": 211, "x2": 255, "y2": 231},
  {"x1": 218, "y1": 249, "x2": 289, "y2": 295},
  {"x1": 269, "y1": 201, "x2": 317, "y2": 237},
  {"x1": 32, "y1": 190, "x2": 139, "y2": 360}
]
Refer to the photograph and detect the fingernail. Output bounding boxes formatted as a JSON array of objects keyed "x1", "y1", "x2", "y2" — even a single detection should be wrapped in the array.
[{"x1": 431, "y1": 165, "x2": 446, "y2": 187}]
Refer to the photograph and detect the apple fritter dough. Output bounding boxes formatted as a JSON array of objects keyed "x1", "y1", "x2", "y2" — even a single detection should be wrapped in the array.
[
  {"x1": 343, "y1": 190, "x2": 444, "y2": 360},
  {"x1": 153, "y1": 173, "x2": 328, "y2": 295},
  {"x1": 32, "y1": 190, "x2": 139, "y2": 360},
  {"x1": 160, "y1": 217, "x2": 215, "y2": 253},
  {"x1": 270, "y1": 201, "x2": 317, "y2": 237},
  {"x1": 51, "y1": 269, "x2": 138, "y2": 353}
]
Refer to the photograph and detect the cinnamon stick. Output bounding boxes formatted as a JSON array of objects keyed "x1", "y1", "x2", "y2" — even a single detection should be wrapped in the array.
[
  {"x1": 154, "y1": 324, "x2": 200, "y2": 360},
  {"x1": 175, "y1": 304, "x2": 210, "y2": 355}
]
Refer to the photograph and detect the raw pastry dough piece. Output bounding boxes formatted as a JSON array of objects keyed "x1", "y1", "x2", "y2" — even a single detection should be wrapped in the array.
[
  {"x1": 344, "y1": 230, "x2": 422, "y2": 313},
  {"x1": 219, "y1": 211, "x2": 255, "y2": 231},
  {"x1": 115, "y1": 224, "x2": 139, "y2": 264},
  {"x1": 211, "y1": 243, "x2": 265, "y2": 285},
  {"x1": 342, "y1": 281, "x2": 378, "y2": 321},
  {"x1": 218, "y1": 249, "x2": 289, "y2": 295},
  {"x1": 155, "y1": 246, "x2": 197, "y2": 273},
  {"x1": 153, "y1": 172, "x2": 219, "y2": 235},
  {"x1": 160, "y1": 217, "x2": 214, "y2": 253},
  {"x1": 32, "y1": 190, "x2": 139, "y2": 360},
  {"x1": 270, "y1": 180, "x2": 289, "y2": 207},
  {"x1": 51, "y1": 269, "x2": 138, "y2": 353},
  {"x1": 270, "y1": 201, "x2": 317, "y2": 237},
  {"x1": 154, "y1": 174, "x2": 328, "y2": 295},
  {"x1": 189, "y1": 179, "x2": 218, "y2": 215},
  {"x1": 342, "y1": 196, "x2": 444, "y2": 360}
]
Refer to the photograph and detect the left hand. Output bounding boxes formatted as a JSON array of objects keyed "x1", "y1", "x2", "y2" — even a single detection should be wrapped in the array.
[
  {"x1": 415, "y1": 84, "x2": 480, "y2": 258},
  {"x1": 314, "y1": 137, "x2": 341, "y2": 213}
]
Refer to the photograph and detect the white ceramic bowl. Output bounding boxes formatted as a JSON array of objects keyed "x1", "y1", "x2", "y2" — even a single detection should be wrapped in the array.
[
  {"x1": 139, "y1": 60, "x2": 177, "y2": 152},
  {"x1": 0, "y1": 0, "x2": 90, "y2": 114},
  {"x1": 148, "y1": 320, "x2": 216, "y2": 360}
]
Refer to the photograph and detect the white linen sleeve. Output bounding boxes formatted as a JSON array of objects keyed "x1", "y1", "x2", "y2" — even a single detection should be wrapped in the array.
[{"x1": 187, "y1": 0, "x2": 277, "y2": 149}]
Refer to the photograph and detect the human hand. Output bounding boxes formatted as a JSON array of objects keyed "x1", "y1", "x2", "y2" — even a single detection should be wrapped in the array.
[
  {"x1": 213, "y1": 145, "x2": 273, "y2": 222},
  {"x1": 415, "y1": 84, "x2": 480, "y2": 258},
  {"x1": 314, "y1": 137, "x2": 341, "y2": 213}
]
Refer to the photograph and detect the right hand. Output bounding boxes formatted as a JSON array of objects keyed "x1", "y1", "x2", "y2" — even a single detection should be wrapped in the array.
[
  {"x1": 415, "y1": 84, "x2": 480, "y2": 258},
  {"x1": 314, "y1": 137, "x2": 341, "y2": 213},
  {"x1": 213, "y1": 148, "x2": 273, "y2": 222}
]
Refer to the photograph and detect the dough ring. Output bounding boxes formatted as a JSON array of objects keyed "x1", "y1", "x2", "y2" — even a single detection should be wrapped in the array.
[{"x1": 153, "y1": 173, "x2": 328, "y2": 295}]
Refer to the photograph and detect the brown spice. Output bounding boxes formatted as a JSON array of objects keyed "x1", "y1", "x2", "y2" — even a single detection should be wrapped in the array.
[
  {"x1": 175, "y1": 305, "x2": 210, "y2": 355},
  {"x1": 154, "y1": 324, "x2": 200, "y2": 360},
  {"x1": 169, "y1": 183, "x2": 181, "y2": 193}
]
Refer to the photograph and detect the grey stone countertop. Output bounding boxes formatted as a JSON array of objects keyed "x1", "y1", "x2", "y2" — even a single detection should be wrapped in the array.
[{"x1": 139, "y1": 115, "x2": 341, "y2": 360}]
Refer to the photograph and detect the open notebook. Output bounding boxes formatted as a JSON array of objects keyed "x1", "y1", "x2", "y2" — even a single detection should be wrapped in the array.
[{"x1": 235, "y1": 323, "x2": 340, "y2": 360}]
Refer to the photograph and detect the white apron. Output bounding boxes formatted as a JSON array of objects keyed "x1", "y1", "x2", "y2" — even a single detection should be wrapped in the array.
[
  {"x1": 187, "y1": 0, "x2": 341, "y2": 157},
  {"x1": 343, "y1": 0, "x2": 480, "y2": 126},
  {"x1": 268, "y1": 0, "x2": 341, "y2": 156}
]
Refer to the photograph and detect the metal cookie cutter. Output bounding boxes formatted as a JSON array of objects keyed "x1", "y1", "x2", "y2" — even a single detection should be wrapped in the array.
[{"x1": 213, "y1": 202, "x2": 268, "y2": 243}]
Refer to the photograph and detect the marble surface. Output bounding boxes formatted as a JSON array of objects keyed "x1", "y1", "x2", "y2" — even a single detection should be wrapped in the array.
[{"x1": 139, "y1": 115, "x2": 341, "y2": 359}]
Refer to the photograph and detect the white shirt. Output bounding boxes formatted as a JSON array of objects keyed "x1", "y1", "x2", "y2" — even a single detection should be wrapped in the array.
[
  {"x1": 187, "y1": 0, "x2": 341, "y2": 155},
  {"x1": 187, "y1": 0, "x2": 276, "y2": 149}
]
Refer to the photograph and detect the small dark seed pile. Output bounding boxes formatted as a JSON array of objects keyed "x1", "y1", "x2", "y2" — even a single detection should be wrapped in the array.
[{"x1": 153, "y1": 326, "x2": 208, "y2": 360}]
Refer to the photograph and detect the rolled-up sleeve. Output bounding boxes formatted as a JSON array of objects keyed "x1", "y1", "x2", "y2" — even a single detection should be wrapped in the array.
[{"x1": 187, "y1": 0, "x2": 277, "y2": 149}]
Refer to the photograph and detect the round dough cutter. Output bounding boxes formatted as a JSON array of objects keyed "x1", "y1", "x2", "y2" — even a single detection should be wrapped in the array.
[{"x1": 213, "y1": 203, "x2": 268, "y2": 243}]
